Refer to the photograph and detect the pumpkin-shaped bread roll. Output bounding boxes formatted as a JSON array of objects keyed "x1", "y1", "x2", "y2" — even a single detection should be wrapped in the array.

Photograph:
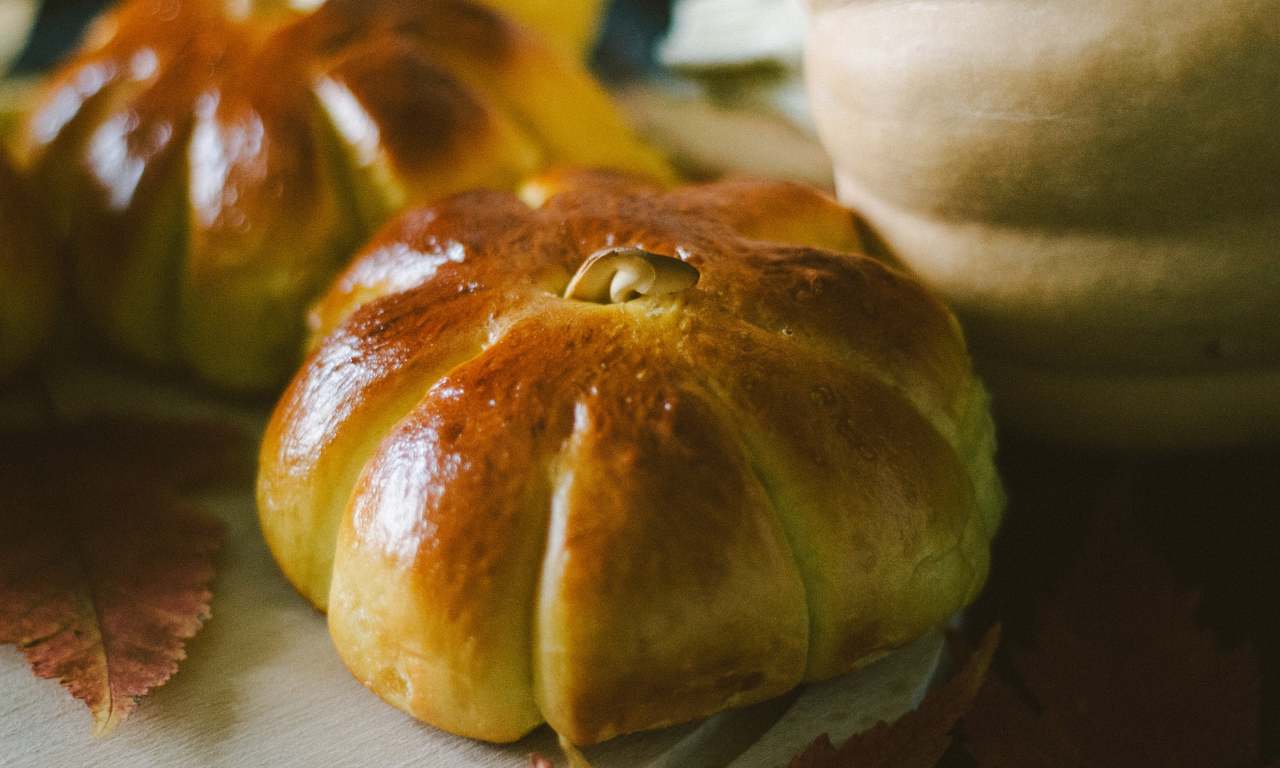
[
  {"x1": 0, "y1": 150, "x2": 57, "y2": 379},
  {"x1": 21, "y1": 0, "x2": 668, "y2": 392},
  {"x1": 258, "y1": 171, "x2": 1004, "y2": 745}
]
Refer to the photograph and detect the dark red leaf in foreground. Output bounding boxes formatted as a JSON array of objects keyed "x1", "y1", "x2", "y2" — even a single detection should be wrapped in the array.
[
  {"x1": 962, "y1": 472, "x2": 1268, "y2": 768},
  {"x1": 0, "y1": 417, "x2": 244, "y2": 734},
  {"x1": 788, "y1": 625, "x2": 1000, "y2": 768},
  {"x1": 788, "y1": 734, "x2": 838, "y2": 768}
]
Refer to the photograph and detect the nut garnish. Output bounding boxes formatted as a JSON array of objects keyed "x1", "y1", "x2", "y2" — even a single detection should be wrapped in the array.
[{"x1": 564, "y1": 247, "x2": 700, "y2": 304}]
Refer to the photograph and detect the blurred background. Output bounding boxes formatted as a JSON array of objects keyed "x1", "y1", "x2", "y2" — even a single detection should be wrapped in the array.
[
  {"x1": 0, "y1": 0, "x2": 833, "y2": 185},
  {"x1": 6, "y1": 0, "x2": 675, "y2": 75}
]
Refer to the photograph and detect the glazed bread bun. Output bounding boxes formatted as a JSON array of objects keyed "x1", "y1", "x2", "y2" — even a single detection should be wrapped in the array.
[
  {"x1": 258, "y1": 170, "x2": 1003, "y2": 744},
  {"x1": 20, "y1": 0, "x2": 668, "y2": 392},
  {"x1": 0, "y1": 149, "x2": 56, "y2": 379},
  {"x1": 806, "y1": 0, "x2": 1280, "y2": 448}
]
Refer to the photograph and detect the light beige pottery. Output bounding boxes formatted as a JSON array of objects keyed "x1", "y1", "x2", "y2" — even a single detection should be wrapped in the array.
[{"x1": 806, "y1": 0, "x2": 1280, "y2": 449}]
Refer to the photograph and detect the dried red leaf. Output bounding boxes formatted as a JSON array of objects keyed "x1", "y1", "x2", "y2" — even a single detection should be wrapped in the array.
[
  {"x1": 788, "y1": 625, "x2": 1000, "y2": 768},
  {"x1": 962, "y1": 472, "x2": 1268, "y2": 768},
  {"x1": 788, "y1": 734, "x2": 838, "y2": 768},
  {"x1": 0, "y1": 417, "x2": 244, "y2": 734}
]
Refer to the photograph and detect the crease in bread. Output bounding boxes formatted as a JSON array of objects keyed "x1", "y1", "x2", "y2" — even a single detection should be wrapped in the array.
[{"x1": 259, "y1": 169, "x2": 1004, "y2": 745}]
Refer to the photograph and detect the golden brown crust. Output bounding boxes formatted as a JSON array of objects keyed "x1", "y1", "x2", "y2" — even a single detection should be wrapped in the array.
[
  {"x1": 260, "y1": 175, "x2": 1003, "y2": 744},
  {"x1": 307, "y1": 189, "x2": 534, "y2": 341},
  {"x1": 685, "y1": 326, "x2": 984, "y2": 677},
  {"x1": 23, "y1": 0, "x2": 668, "y2": 391},
  {"x1": 322, "y1": 41, "x2": 495, "y2": 180},
  {"x1": 330, "y1": 318, "x2": 568, "y2": 741},
  {"x1": 300, "y1": 0, "x2": 519, "y2": 62},
  {"x1": 529, "y1": 314, "x2": 809, "y2": 742}
]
